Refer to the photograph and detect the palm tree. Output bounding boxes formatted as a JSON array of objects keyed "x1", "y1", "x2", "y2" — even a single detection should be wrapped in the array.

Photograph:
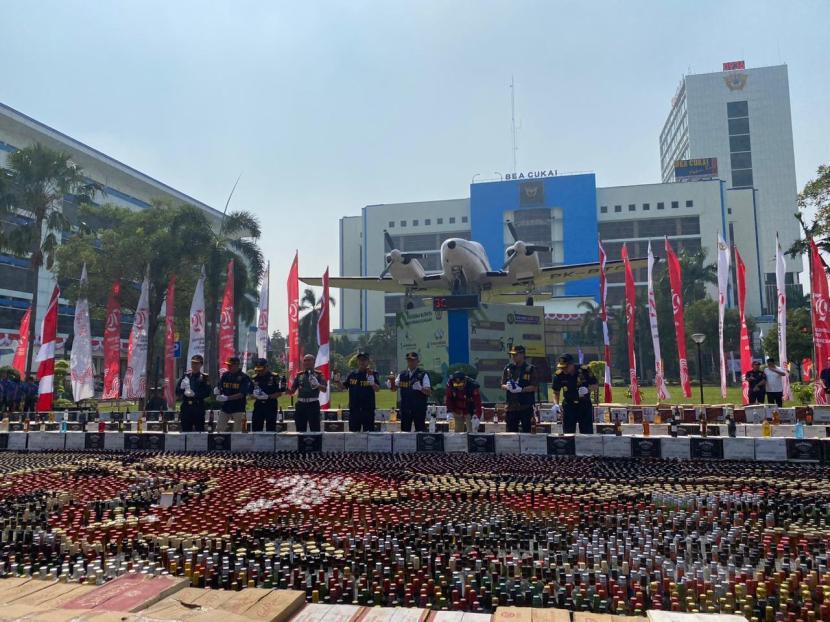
[
  {"x1": 3, "y1": 144, "x2": 97, "y2": 372},
  {"x1": 298, "y1": 287, "x2": 336, "y2": 357}
]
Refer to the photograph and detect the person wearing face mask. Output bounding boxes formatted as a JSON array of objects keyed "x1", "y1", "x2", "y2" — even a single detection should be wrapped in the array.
[
  {"x1": 389, "y1": 351, "x2": 431, "y2": 432},
  {"x1": 176, "y1": 355, "x2": 212, "y2": 432},
  {"x1": 340, "y1": 352, "x2": 380, "y2": 432},
  {"x1": 289, "y1": 353, "x2": 327, "y2": 432}
]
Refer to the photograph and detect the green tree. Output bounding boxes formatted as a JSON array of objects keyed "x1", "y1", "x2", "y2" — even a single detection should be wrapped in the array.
[
  {"x1": 761, "y1": 308, "x2": 813, "y2": 378},
  {"x1": 2, "y1": 144, "x2": 97, "y2": 373},
  {"x1": 267, "y1": 330, "x2": 287, "y2": 371},
  {"x1": 789, "y1": 164, "x2": 830, "y2": 257},
  {"x1": 298, "y1": 287, "x2": 336, "y2": 358}
]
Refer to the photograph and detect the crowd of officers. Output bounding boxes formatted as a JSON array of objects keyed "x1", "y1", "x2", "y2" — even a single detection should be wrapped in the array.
[
  {"x1": 0, "y1": 370, "x2": 39, "y2": 413},
  {"x1": 176, "y1": 345, "x2": 602, "y2": 434}
]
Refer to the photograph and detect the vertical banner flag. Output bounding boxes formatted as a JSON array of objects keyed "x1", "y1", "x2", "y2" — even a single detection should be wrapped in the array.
[
  {"x1": 218, "y1": 260, "x2": 235, "y2": 376},
  {"x1": 287, "y1": 252, "x2": 300, "y2": 382},
  {"x1": 122, "y1": 273, "x2": 150, "y2": 400},
  {"x1": 735, "y1": 247, "x2": 752, "y2": 405},
  {"x1": 621, "y1": 244, "x2": 641, "y2": 405},
  {"x1": 665, "y1": 238, "x2": 693, "y2": 398},
  {"x1": 315, "y1": 268, "x2": 331, "y2": 409},
  {"x1": 775, "y1": 236, "x2": 792, "y2": 400},
  {"x1": 256, "y1": 262, "x2": 270, "y2": 359},
  {"x1": 12, "y1": 306, "x2": 31, "y2": 376},
  {"x1": 647, "y1": 242, "x2": 670, "y2": 401},
  {"x1": 598, "y1": 240, "x2": 613, "y2": 402},
  {"x1": 102, "y1": 281, "x2": 122, "y2": 399},
  {"x1": 187, "y1": 266, "x2": 206, "y2": 371},
  {"x1": 163, "y1": 276, "x2": 176, "y2": 410},
  {"x1": 36, "y1": 285, "x2": 60, "y2": 411},
  {"x1": 810, "y1": 238, "x2": 830, "y2": 404},
  {"x1": 70, "y1": 264, "x2": 95, "y2": 402},
  {"x1": 802, "y1": 358, "x2": 812, "y2": 382},
  {"x1": 717, "y1": 234, "x2": 730, "y2": 399}
]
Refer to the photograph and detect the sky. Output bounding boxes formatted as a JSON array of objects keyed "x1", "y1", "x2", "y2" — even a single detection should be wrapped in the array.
[{"x1": 1, "y1": 0, "x2": 828, "y2": 333}]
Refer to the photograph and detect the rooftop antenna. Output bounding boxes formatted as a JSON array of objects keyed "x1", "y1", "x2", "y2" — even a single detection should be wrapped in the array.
[{"x1": 510, "y1": 76, "x2": 518, "y2": 175}]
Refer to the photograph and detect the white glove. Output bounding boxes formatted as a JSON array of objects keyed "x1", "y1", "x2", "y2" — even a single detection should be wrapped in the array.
[
  {"x1": 257, "y1": 393, "x2": 269, "y2": 401},
  {"x1": 213, "y1": 387, "x2": 220, "y2": 396},
  {"x1": 184, "y1": 389, "x2": 195, "y2": 398},
  {"x1": 367, "y1": 374, "x2": 375, "y2": 385},
  {"x1": 509, "y1": 382, "x2": 523, "y2": 394},
  {"x1": 578, "y1": 386, "x2": 589, "y2": 397},
  {"x1": 385, "y1": 379, "x2": 392, "y2": 389},
  {"x1": 411, "y1": 381, "x2": 422, "y2": 391},
  {"x1": 552, "y1": 405, "x2": 561, "y2": 415},
  {"x1": 309, "y1": 375, "x2": 320, "y2": 388},
  {"x1": 216, "y1": 394, "x2": 228, "y2": 403},
  {"x1": 180, "y1": 378, "x2": 191, "y2": 390}
]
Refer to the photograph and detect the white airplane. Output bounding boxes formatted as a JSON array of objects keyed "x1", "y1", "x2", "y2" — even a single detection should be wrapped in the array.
[{"x1": 301, "y1": 225, "x2": 648, "y2": 305}]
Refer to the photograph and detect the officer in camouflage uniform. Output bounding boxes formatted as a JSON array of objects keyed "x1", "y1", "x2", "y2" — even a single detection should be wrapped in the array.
[{"x1": 552, "y1": 353, "x2": 598, "y2": 434}]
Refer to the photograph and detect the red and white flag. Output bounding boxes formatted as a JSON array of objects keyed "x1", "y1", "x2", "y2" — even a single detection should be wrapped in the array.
[
  {"x1": 36, "y1": 285, "x2": 60, "y2": 411},
  {"x1": 665, "y1": 238, "x2": 693, "y2": 398},
  {"x1": 810, "y1": 238, "x2": 830, "y2": 404},
  {"x1": 717, "y1": 233, "x2": 730, "y2": 399},
  {"x1": 102, "y1": 281, "x2": 122, "y2": 399},
  {"x1": 315, "y1": 268, "x2": 331, "y2": 409},
  {"x1": 775, "y1": 236, "x2": 792, "y2": 401},
  {"x1": 12, "y1": 306, "x2": 31, "y2": 377},
  {"x1": 647, "y1": 242, "x2": 670, "y2": 401},
  {"x1": 287, "y1": 252, "x2": 300, "y2": 383},
  {"x1": 621, "y1": 244, "x2": 641, "y2": 405},
  {"x1": 256, "y1": 262, "x2": 270, "y2": 360},
  {"x1": 163, "y1": 276, "x2": 176, "y2": 410},
  {"x1": 735, "y1": 247, "x2": 752, "y2": 405},
  {"x1": 122, "y1": 273, "x2": 149, "y2": 400},
  {"x1": 803, "y1": 358, "x2": 813, "y2": 382},
  {"x1": 598, "y1": 240, "x2": 613, "y2": 402},
  {"x1": 218, "y1": 260, "x2": 236, "y2": 375},
  {"x1": 69, "y1": 264, "x2": 94, "y2": 402}
]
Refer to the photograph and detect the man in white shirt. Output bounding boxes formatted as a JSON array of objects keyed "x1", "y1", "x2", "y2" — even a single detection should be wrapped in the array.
[{"x1": 764, "y1": 357, "x2": 786, "y2": 407}]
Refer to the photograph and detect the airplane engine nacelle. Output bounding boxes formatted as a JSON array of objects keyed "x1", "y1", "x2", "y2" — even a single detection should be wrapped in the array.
[{"x1": 389, "y1": 258, "x2": 425, "y2": 286}]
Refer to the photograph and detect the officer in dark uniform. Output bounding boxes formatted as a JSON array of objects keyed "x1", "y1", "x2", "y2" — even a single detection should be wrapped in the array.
[
  {"x1": 745, "y1": 360, "x2": 766, "y2": 404},
  {"x1": 552, "y1": 353, "x2": 598, "y2": 434},
  {"x1": 22, "y1": 376, "x2": 38, "y2": 413},
  {"x1": 251, "y1": 358, "x2": 284, "y2": 432},
  {"x1": 392, "y1": 352, "x2": 431, "y2": 432},
  {"x1": 341, "y1": 352, "x2": 380, "y2": 432},
  {"x1": 500, "y1": 345, "x2": 538, "y2": 433},
  {"x1": 289, "y1": 354, "x2": 326, "y2": 432},
  {"x1": 214, "y1": 356, "x2": 253, "y2": 432},
  {"x1": 176, "y1": 354, "x2": 212, "y2": 432}
]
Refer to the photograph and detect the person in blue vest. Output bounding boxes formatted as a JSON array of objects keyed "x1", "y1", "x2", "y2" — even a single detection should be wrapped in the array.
[
  {"x1": 340, "y1": 352, "x2": 379, "y2": 432},
  {"x1": 500, "y1": 345, "x2": 538, "y2": 432},
  {"x1": 0, "y1": 370, "x2": 8, "y2": 412},
  {"x1": 390, "y1": 352, "x2": 431, "y2": 432},
  {"x1": 7, "y1": 373, "x2": 22, "y2": 412},
  {"x1": 22, "y1": 376, "x2": 38, "y2": 413},
  {"x1": 176, "y1": 354, "x2": 212, "y2": 432}
]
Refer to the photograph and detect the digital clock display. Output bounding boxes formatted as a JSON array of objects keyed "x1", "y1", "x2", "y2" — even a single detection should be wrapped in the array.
[{"x1": 432, "y1": 295, "x2": 480, "y2": 310}]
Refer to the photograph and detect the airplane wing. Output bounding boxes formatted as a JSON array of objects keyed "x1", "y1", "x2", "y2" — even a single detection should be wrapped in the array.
[
  {"x1": 300, "y1": 274, "x2": 447, "y2": 295},
  {"x1": 484, "y1": 257, "x2": 651, "y2": 293}
]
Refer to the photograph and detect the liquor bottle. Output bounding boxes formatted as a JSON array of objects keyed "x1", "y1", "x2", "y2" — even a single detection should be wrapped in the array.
[
  {"x1": 727, "y1": 413, "x2": 737, "y2": 438},
  {"x1": 669, "y1": 409, "x2": 679, "y2": 438},
  {"x1": 98, "y1": 419, "x2": 106, "y2": 433},
  {"x1": 700, "y1": 413, "x2": 708, "y2": 438},
  {"x1": 642, "y1": 419, "x2": 650, "y2": 437},
  {"x1": 794, "y1": 419, "x2": 805, "y2": 439},
  {"x1": 762, "y1": 417, "x2": 772, "y2": 437},
  {"x1": 772, "y1": 409, "x2": 781, "y2": 425},
  {"x1": 429, "y1": 409, "x2": 437, "y2": 433},
  {"x1": 614, "y1": 412, "x2": 622, "y2": 436},
  {"x1": 137, "y1": 412, "x2": 144, "y2": 434}
]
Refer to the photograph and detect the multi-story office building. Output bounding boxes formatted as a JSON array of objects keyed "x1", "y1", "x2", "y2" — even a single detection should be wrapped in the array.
[
  {"x1": 0, "y1": 101, "x2": 222, "y2": 368},
  {"x1": 659, "y1": 63, "x2": 801, "y2": 313}
]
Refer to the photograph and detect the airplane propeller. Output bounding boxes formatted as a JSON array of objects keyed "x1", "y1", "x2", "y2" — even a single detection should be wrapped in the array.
[
  {"x1": 379, "y1": 230, "x2": 426, "y2": 278},
  {"x1": 503, "y1": 221, "x2": 552, "y2": 270}
]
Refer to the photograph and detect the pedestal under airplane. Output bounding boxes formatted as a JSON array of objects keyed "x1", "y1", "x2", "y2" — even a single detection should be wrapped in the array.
[{"x1": 301, "y1": 224, "x2": 649, "y2": 306}]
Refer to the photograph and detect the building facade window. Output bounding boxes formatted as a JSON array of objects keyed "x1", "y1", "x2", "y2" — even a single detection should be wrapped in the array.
[
  {"x1": 388, "y1": 221, "x2": 395, "y2": 228},
  {"x1": 424, "y1": 219, "x2": 431, "y2": 225},
  {"x1": 449, "y1": 217, "x2": 456, "y2": 224},
  {"x1": 657, "y1": 202, "x2": 665, "y2": 210},
  {"x1": 437, "y1": 218, "x2": 443, "y2": 224},
  {"x1": 400, "y1": 220, "x2": 406, "y2": 227},
  {"x1": 461, "y1": 216, "x2": 468, "y2": 223},
  {"x1": 686, "y1": 200, "x2": 694, "y2": 208},
  {"x1": 671, "y1": 201, "x2": 679, "y2": 209},
  {"x1": 614, "y1": 205, "x2": 622, "y2": 213},
  {"x1": 412, "y1": 219, "x2": 419, "y2": 226},
  {"x1": 728, "y1": 99, "x2": 753, "y2": 188},
  {"x1": 600, "y1": 205, "x2": 608, "y2": 213},
  {"x1": 628, "y1": 204, "x2": 636, "y2": 212},
  {"x1": 642, "y1": 203, "x2": 650, "y2": 211}
]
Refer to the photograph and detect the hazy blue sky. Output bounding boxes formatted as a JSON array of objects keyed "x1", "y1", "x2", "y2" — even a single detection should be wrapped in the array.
[{"x1": 1, "y1": 0, "x2": 828, "y2": 332}]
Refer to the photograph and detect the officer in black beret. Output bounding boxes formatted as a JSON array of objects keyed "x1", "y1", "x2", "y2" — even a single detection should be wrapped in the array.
[
  {"x1": 552, "y1": 353, "x2": 598, "y2": 434},
  {"x1": 251, "y1": 358, "x2": 284, "y2": 432},
  {"x1": 176, "y1": 354, "x2": 212, "y2": 432},
  {"x1": 500, "y1": 345, "x2": 538, "y2": 432},
  {"x1": 340, "y1": 352, "x2": 379, "y2": 432},
  {"x1": 391, "y1": 352, "x2": 431, "y2": 432}
]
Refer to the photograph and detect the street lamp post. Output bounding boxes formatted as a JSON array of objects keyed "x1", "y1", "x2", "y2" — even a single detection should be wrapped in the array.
[{"x1": 692, "y1": 333, "x2": 706, "y2": 404}]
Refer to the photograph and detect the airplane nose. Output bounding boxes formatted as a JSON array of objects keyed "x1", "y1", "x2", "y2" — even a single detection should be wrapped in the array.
[{"x1": 447, "y1": 241, "x2": 456, "y2": 250}]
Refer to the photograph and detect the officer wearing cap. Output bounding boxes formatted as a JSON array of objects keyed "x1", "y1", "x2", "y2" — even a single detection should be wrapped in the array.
[
  {"x1": 500, "y1": 345, "x2": 538, "y2": 433},
  {"x1": 552, "y1": 353, "x2": 598, "y2": 434},
  {"x1": 289, "y1": 353, "x2": 327, "y2": 432},
  {"x1": 391, "y1": 352, "x2": 431, "y2": 432},
  {"x1": 745, "y1": 360, "x2": 766, "y2": 405},
  {"x1": 445, "y1": 370, "x2": 482, "y2": 432},
  {"x1": 340, "y1": 352, "x2": 380, "y2": 432},
  {"x1": 214, "y1": 356, "x2": 253, "y2": 432},
  {"x1": 251, "y1": 358, "x2": 284, "y2": 432},
  {"x1": 176, "y1": 355, "x2": 212, "y2": 432}
]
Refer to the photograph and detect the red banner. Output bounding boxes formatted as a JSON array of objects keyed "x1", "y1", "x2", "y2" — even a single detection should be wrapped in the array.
[
  {"x1": 102, "y1": 281, "x2": 121, "y2": 400},
  {"x1": 665, "y1": 239, "x2": 693, "y2": 398},
  {"x1": 36, "y1": 285, "x2": 59, "y2": 411},
  {"x1": 802, "y1": 358, "x2": 812, "y2": 382},
  {"x1": 12, "y1": 306, "x2": 31, "y2": 376},
  {"x1": 735, "y1": 247, "x2": 752, "y2": 405},
  {"x1": 287, "y1": 252, "x2": 300, "y2": 382},
  {"x1": 810, "y1": 239, "x2": 830, "y2": 404},
  {"x1": 621, "y1": 244, "x2": 641, "y2": 405},
  {"x1": 218, "y1": 260, "x2": 235, "y2": 376},
  {"x1": 164, "y1": 276, "x2": 176, "y2": 410},
  {"x1": 598, "y1": 240, "x2": 613, "y2": 402}
]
